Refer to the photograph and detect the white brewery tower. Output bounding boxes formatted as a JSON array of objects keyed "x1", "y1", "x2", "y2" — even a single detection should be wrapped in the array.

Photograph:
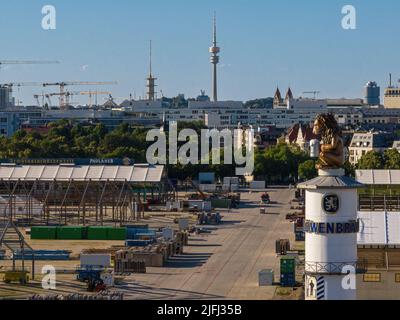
[{"x1": 298, "y1": 168, "x2": 363, "y2": 300}]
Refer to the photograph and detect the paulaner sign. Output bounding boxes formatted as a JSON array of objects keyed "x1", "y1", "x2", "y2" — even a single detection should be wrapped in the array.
[{"x1": 304, "y1": 220, "x2": 360, "y2": 234}]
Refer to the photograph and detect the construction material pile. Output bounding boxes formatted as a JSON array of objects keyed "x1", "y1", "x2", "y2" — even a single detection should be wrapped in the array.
[
  {"x1": 114, "y1": 231, "x2": 189, "y2": 270},
  {"x1": 115, "y1": 243, "x2": 168, "y2": 268}
]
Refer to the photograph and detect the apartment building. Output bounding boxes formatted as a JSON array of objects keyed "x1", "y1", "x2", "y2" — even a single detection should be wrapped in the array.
[{"x1": 349, "y1": 132, "x2": 391, "y2": 165}]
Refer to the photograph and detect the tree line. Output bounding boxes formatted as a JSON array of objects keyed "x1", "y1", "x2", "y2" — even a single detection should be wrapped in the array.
[
  {"x1": 0, "y1": 120, "x2": 329, "y2": 182},
  {"x1": 357, "y1": 149, "x2": 400, "y2": 170}
]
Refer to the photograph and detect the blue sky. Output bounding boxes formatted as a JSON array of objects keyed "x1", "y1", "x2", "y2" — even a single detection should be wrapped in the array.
[{"x1": 0, "y1": 0, "x2": 399, "y2": 105}]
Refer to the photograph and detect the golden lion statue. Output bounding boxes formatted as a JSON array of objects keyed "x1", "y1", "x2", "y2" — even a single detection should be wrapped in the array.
[{"x1": 313, "y1": 114, "x2": 345, "y2": 170}]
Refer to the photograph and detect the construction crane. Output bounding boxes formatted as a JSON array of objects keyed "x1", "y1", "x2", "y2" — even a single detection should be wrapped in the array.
[
  {"x1": 0, "y1": 82, "x2": 44, "y2": 88},
  {"x1": 0, "y1": 61, "x2": 59, "y2": 84},
  {"x1": 302, "y1": 91, "x2": 320, "y2": 100},
  {"x1": 33, "y1": 93, "x2": 55, "y2": 109},
  {"x1": 0, "y1": 60, "x2": 59, "y2": 69},
  {"x1": 33, "y1": 94, "x2": 42, "y2": 107},
  {"x1": 103, "y1": 94, "x2": 132, "y2": 103},
  {"x1": 75, "y1": 91, "x2": 111, "y2": 107},
  {"x1": 34, "y1": 91, "x2": 112, "y2": 109},
  {"x1": 41, "y1": 81, "x2": 117, "y2": 109},
  {"x1": 33, "y1": 94, "x2": 54, "y2": 109}
]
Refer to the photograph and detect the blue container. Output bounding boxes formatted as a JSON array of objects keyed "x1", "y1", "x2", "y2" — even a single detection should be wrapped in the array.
[
  {"x1": 280, "y1": 274, "x2": 296, "y2": 287},
  {"x1": 126, "y1": 224, "x2": 149, "y2": 230},
  {"x1": 31, "y1": 250, "x2": 71, "y2": 255},
  {"x1": 295, "y1": 231, "x2": 305, "y2": 242},
  {"x1": 126, "y1": 228, "x2": 156, "y2": 240},
  {"x1": 126, "y1": 229, "x2": 135, "y2": 239},
  {"x1": 135, "y1": 232, "x2": 156, "y2": 237}
]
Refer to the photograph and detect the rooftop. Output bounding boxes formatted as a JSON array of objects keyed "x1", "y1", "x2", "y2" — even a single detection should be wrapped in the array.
[
  {"x1": 0, "y1": 164, "x2": 164, "y2": 183},
  {"x1": 358, "y1": 211, "x2": 400, "y2": 245},
  {"x1": 356, "y1": 170, "x2": 400, "y2": 185},
  {"x1": 298, "y1": 170, "x2": 364, "y2": 190}
]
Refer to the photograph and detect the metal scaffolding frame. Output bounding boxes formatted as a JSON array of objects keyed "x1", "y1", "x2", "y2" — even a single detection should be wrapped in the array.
[{"x1": 0, "y1": 164, "x2": 175, "y2": 226}]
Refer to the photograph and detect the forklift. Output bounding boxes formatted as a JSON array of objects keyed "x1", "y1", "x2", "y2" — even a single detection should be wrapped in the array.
[
  {"x1": 2, "y1": 270, "x2": 30, "y2": 284},
  {"x1": 87, "y1": 277, "x2": 107, "y2": 292},
  {"x1": 261, "y1": 193, "x2": 271, "y2": 205},
  {"x1": 76, "y1": 266, "x2": 108, "y2": 292}
]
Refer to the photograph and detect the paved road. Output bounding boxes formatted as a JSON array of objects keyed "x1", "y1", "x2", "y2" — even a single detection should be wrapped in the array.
[{"x1": 121, "y1": 188, "x2": 296, "y2": 300}]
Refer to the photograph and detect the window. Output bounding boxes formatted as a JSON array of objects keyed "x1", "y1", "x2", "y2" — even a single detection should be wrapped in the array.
[
  {"x1": 363, "y1": 273, "x2": 381, "y2": 282},
  {"x1": 395, "y1": 274, "x2": 400, "y2": 283}
]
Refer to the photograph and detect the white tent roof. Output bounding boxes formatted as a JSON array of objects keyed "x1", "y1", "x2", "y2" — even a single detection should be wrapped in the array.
[
  {"x1": 0, "y1": 164, "x2": 164, "y2": 183},
  {"x1": 356, "y1": 170, "x2": 400, "y2": 185},
  {"x1": 358, "y1": 211, "x2": 400, "y2": 245}
]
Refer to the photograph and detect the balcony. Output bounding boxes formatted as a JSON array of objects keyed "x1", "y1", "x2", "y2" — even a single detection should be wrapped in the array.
[{"x1": 305, "y1": 260, "x2": 367, "y2": 275}]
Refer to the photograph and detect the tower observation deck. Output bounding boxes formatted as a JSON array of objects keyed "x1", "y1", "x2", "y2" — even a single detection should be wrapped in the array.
[
  {"x1": 209, "y1": 13, "x2": 220, "y2": 102},
  {"x1": 147, "y1": 40, "x2": 157, "y2": 101}
]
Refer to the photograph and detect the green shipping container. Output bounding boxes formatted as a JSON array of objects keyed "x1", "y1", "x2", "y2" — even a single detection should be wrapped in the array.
[
  {"x1": 31, "y1": 227, "x2": 57, "y2": 240},
  {"x1": 280, "y1": 257, "x2": 296, "y2": 274},
  {"x1": 87, "y1": 226, "x2": 109, "y2": 240},
  {"x1": 57, "y1": 226, "x2": 86, "y2": 240},
  {"x1": 107, "y1": 227, "x2": 127, "y2": 240}
]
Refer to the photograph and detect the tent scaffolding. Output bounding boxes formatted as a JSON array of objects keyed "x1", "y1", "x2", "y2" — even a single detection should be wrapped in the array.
[
  {"x1": 0, "y1": 164, "x2": 174, "y2": 226},
  {"x1": 0, "y1": 219, "x2": 35, "y2": 280}
]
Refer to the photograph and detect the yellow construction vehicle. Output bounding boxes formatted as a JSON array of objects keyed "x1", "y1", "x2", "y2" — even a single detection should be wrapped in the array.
[{"x1": 2, "y1": 270, "x2": 30, "y2": 284}]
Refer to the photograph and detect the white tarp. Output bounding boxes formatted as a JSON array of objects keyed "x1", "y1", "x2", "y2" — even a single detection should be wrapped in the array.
[
  {"x1": 358, "y1": 211, "x2": 400, "y2": 245},
  {"x1": 0, "y1": 164, "x2": 164, "y2": 183},
  {"x1": 356, "y1": 170, "x2": 400, "y2": 185}
]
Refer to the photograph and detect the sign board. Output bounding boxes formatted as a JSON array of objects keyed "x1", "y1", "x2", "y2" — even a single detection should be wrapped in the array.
[
  {"x1": 323, "y1": 194, "x2": 340, "y2": 214},
  {"x1": 0, "y1": 158, "x2": 133, "y2": 166},
  {"x1": 304, "y1": 220, "x2": 360, "y2": 234}
]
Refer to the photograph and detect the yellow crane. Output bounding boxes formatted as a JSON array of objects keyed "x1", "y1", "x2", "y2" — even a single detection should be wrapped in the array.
[
  {"x1": 302, "y1": 91, "x2": 320, "y2": 100},
  {"x1": 41, "y1": 81, "x2": 117, "y2": 109},
  {"x1": 34, "y1": 91, "x2": 112, "y2": 109},
  {"x1": 0, "y1": 60, "x2": 59, "y2": 68}
]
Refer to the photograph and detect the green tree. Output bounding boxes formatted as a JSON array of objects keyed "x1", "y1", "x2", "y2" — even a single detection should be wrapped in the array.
[
  {"x1": 298, "y1": 160, "x2": 317, "y2": 181},
  {"x1": 357, "y1": 151, "x2": 384, "y2": 169},
  {"x1": 343, "y1": 160, "x2": 356, "y2": 177},
  {"x1": 383, "y1": 149, "x2": 400, "y2": 169},
  {"x1": 254, "y1": 143, "x2": 309, "y2": 183}
]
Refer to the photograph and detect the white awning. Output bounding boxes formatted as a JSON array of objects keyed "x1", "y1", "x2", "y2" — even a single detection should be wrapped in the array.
[
  {"x1": 0, "y1": 164, "x2": 164, "y2": 183},
  {"x1": 358, "y1": 211, "x2": 400, "y2": 245},
  {"x1": 356, "y1": 170, "x2": 400, "y2": 185}
]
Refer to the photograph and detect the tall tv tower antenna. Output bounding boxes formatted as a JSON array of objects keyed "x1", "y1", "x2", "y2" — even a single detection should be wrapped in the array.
[
  {"x1": 146, "y1": 40, "x2": 157, "y2": 101},
  {"x1": 209, "y1": 12, "x2": 220, "y2": 102}
]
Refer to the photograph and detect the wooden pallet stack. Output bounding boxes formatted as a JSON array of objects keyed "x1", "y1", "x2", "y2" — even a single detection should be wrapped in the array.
[
  {"x1": 114, "y1": 259, "x2": 146, "y2": 274},
  {"x1": 115, "y1": 243, "x2": 167, "y2": 268},
  {"x1": 174, "y1": 231, "x2": 188, "y2": 255},
  {"x1": 113, "y1": 230, "x2": 190, "y2": 269}
]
